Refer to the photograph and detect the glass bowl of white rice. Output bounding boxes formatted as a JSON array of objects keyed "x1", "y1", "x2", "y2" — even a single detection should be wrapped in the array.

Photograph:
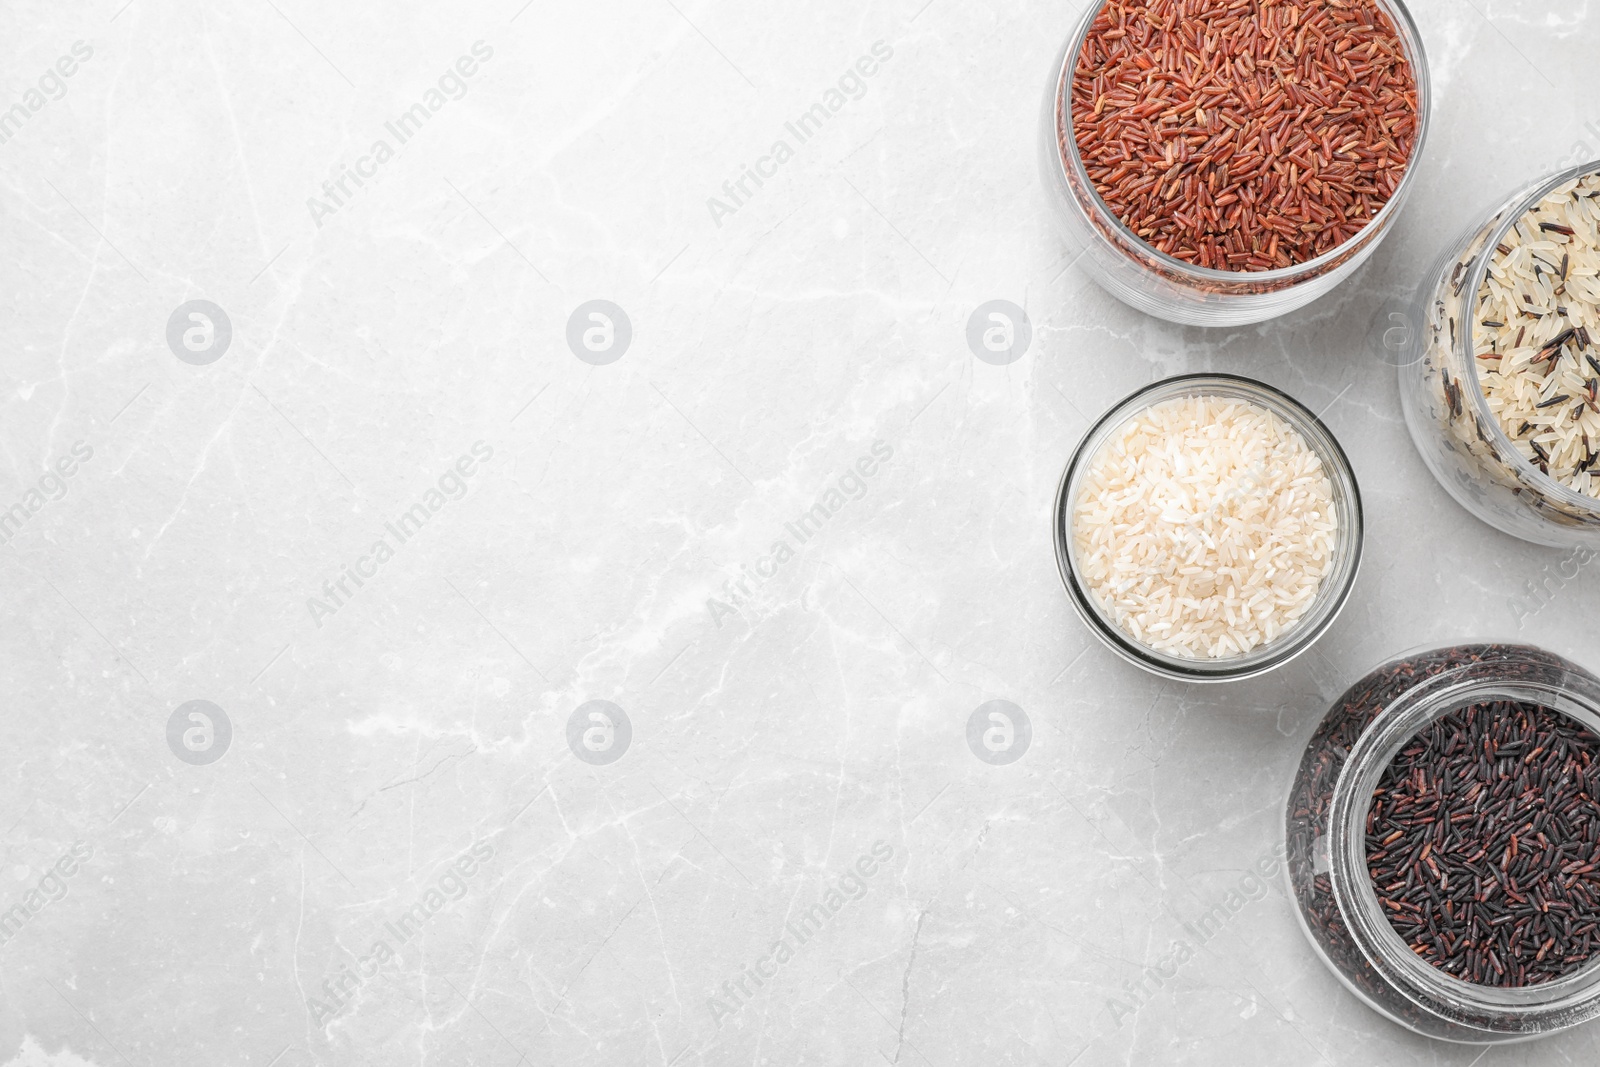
[{"x1": 1053, "y1": 373, "x2": 1364, "y2": 682}]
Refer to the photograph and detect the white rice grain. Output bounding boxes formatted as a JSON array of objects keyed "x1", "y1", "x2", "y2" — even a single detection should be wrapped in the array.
[{"x1": 1072, "y1": 395, "x2": 1338, "y2": 660}]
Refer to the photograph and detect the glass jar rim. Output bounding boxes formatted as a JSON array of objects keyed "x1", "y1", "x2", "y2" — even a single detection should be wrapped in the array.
[
  {"x1": 1052, "y1": 373, "x2": 1364, "y2": 682},
  {"x1": 1327, "y1": 652, "x2": 1600, "y2": 1032},
  {"x1": 1050, "y1": 0, "x2": 1433, "y2": 286},
  {"x1": 1448, "y1": 159, "x2": 1600, "y2": 518}
]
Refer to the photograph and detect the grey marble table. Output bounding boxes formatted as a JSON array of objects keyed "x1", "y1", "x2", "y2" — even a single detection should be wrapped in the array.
[{"x1": 3, "y1": 0, "x2": 1599, "y2": 1064}]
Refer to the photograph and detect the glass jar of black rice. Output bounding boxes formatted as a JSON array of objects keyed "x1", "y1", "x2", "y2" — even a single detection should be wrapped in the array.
[{"x1": 1286, "y1": 643, "x2": 1600, "y2": 1041}]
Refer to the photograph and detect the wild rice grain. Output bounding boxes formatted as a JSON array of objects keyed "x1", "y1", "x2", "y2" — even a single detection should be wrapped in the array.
[{"x1": 1472, "y1": 172, "x2": 1600, "y2": 498}]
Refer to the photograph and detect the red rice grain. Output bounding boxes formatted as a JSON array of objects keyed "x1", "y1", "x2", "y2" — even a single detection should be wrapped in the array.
[{"x1": 1068, "y1": 0, "x2": 1419, "y2": 272}]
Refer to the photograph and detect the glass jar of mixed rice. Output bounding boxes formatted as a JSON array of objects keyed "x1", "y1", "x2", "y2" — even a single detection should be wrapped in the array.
[{"x1": 1399, "y1": 161, "x2": 1600, "y2": 547}]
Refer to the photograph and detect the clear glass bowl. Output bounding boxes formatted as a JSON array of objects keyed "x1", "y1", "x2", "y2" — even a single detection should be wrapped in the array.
[
  {"x1": 1039, "y1": 0, "x2": 1432, "y2": 326},
  {"x1": 1052, "y1": 373, "x2": 1364, "y2": 682},
  {"x1": 1398, "y1": 160, "x2": 1600, "y2": 548},
  {"x1": 1285, "y1": 643, "x2": 1600, "y2": 1042}
]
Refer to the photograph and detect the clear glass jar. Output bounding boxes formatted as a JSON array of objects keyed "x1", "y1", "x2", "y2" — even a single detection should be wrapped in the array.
[
  {"x1": 1398, "y1": 161, "x2": 1600, "y2": 548},
  {"x1": 1052, "y1": 373, "x2": 1364, "y2": 682},
  {"x1": 1285, "y1": 643, "x2": 1600, "y2": 1042},
  {"x1": 1038, "y1": 0, "x2": 1432, "y2": 326}
]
